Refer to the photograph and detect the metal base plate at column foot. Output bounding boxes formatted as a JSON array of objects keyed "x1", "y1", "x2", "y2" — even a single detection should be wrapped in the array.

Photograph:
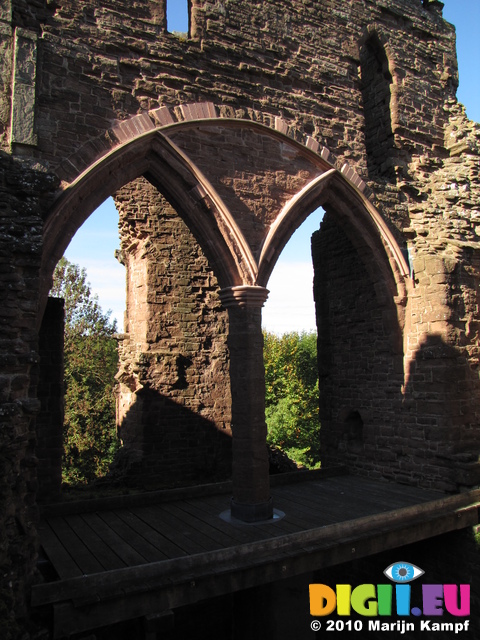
[
  {"x1": 219, "y1": 508, "x2": 285, "y2": 525},
  {"x1": 220, "y1": 497, "x2": 285, "y2": 525}
]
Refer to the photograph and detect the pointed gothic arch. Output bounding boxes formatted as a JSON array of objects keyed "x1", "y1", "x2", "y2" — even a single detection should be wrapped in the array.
[
  {"x1": 38, "y1": 111, "x2": 413, "y2": 515},
  {"x1": 40, "y1": 110, "x2": 410, "y2": 329}
]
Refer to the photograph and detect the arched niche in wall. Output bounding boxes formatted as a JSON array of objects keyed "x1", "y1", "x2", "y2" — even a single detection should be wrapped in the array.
[{"x1": 360, "y1": 33, "x2": 395, "y2": 179}]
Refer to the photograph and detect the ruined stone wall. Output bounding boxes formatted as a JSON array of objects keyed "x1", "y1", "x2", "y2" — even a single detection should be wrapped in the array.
[
  {"x1": 1, "y1": 0, "x2": 457, "y2": 191},
  {"x1": 113, "y1": 178, "x2": 231, "y2": 487},
  {"x1": 313, "y1": 104, "x2": 480, "y2": 490},
  {"x1": 312, "y1": 213, "x2": 406, "y2": 482},
  {"x1": 1, "y1": 0, "x2": 471, "y2": 520},
  {"x1": 0, "y1": 151, "x2": 56, "y2": 639},
  {"x1": 0, "y1": 0, "x2": 479, "y2": 635},
  {"x1": 404, "y1": 103, "x2": 480, "y2": 489}
]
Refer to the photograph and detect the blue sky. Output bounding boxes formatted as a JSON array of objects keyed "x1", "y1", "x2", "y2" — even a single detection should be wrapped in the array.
[
  {"x1": 65, "y1": 2, "x2": 479, "y2": 333},
  {"x1": 443, "y1": 0, "x2": 480, "y2": 123},
  {"x1": 166, "y1": 1, "x2": 189, "y2": 33}
]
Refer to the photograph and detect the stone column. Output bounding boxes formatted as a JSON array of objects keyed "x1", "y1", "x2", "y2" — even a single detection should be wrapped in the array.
[{"x1": 219, "y1": 285, "x2": 272, "y2": 522}]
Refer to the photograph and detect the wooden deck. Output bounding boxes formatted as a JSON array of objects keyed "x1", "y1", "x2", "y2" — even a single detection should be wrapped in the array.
[{"x1": 32, "y1": 470, "x2": 480, "y2": 638}]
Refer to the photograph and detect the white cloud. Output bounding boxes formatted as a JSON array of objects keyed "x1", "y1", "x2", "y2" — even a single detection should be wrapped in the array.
[
  {"x1": 86, "y1": 265, "x2": 125, "y2": 327},
  {"x1": 262, "y1": 262, "x2": 317, "y2": 335},
  {"x1": 64, "y1": 256, "x2": 126, "y2": 328}
]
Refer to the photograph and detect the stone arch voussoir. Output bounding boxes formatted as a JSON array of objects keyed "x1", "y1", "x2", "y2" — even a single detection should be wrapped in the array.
[
  {"x1": 44, "y1": 102, "x2": 410, "y2": 330},
  {"x1": 56, "y1": 101, "x2": 369, "y2": 196}
]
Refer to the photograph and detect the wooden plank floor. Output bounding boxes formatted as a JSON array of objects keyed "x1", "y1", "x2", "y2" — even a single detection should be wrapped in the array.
[
  {"x1": 37, "y1": 474, "x2": 455, "y2": 580},
  {"x1": 33, "y1": 472, "x2": 480, "y2": 638}
]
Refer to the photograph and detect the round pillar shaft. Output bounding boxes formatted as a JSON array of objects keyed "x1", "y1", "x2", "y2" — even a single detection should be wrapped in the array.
[{"x1": 220, "y1": 286, "x2": 273, "y2": 522}]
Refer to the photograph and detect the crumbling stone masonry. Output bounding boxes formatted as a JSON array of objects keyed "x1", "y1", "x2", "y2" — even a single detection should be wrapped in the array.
[
  {"x1": 113, "y1": 178, "x2": 232, "y2": 487},
  {"x1": 0, "y1": 0, "x2": 479, "y2": 635},
  {"x1": 313, "y1": 100, "x2": 480, "y2": 491}
]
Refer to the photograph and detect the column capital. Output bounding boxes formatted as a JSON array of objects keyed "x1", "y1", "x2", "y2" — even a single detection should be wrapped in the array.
[{"x1": 219, "y1": 285, "x2": 269, "y2": 308}]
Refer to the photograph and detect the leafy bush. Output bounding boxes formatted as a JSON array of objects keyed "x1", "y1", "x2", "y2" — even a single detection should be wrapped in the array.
[
  {"x1": 263, "y1": 331, "x2": 320, "y2": 468},
  {"x1": 51, "y1": 257, "x2": 119, "y2": 485}
]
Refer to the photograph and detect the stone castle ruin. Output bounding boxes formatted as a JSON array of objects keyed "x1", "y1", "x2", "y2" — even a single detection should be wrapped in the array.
[{"x1": 0, "y1": 0, "x2": 479, "y2": 636}]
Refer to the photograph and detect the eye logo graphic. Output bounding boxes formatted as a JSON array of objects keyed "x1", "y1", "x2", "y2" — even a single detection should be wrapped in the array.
[{"x1": 384, "y1": 561, "x2": 424, "y2": 583}]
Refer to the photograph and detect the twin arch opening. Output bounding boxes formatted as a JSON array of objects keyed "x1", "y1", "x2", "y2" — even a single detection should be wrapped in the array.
[
  {"x1": 39, "y1": 113, "x2": 412, "y2": 518},
  {"x1": 40, "y1": 115, "x2": 410, "y2": 326}
]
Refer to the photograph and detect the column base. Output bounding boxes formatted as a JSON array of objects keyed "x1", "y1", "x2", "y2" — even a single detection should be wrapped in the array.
[
  {"x1": 219, "y1": 499, "x2": 285, "y2": 525},
  {"x1": 230, "y1": 496, "x2": 274, "y2": 523}
]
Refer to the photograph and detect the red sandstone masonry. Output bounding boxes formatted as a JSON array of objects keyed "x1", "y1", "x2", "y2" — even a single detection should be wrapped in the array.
[
  {"x1": 149, "y1": 105, "x2": 175, "y2": 126},
  {"x1": 114, "y1": 179, "x2": 232, "y2": 487},
  {"x1": 0, "y1": 0, "x2": 479, "y2": 635},
  {"x1": 110, "y1": 112, "x2": 156, "y2": 143}
]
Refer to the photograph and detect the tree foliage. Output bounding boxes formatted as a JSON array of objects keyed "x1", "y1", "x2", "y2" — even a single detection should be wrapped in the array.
[
  {"x1": 263, "y1": 331, "x2": 320, "y2": 468},
  {"x1": 51, "y1": 257, "x2": 119, "y2": 485}
]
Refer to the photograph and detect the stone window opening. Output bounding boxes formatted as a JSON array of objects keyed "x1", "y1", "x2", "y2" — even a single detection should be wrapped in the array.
[
  {"x1": 166, "y1": 0, "x2": 190, "y2": 38},
  {"x1": 360, "y1": 34, "x2": 395, "y2": 179}
]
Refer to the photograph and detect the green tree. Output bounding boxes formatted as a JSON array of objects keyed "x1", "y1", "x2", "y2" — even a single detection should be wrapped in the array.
[
  {"x1": 263, "y1": 331, "x2": 320, "y2": 468},
  {"x1": 51, "y1": 257, "x2": 119, "y2": 485}
]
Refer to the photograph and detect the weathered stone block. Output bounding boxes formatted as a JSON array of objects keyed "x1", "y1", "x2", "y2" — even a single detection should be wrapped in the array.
[{"x1": 10, "y1": 28, "x2": 37, "y2": 147}]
